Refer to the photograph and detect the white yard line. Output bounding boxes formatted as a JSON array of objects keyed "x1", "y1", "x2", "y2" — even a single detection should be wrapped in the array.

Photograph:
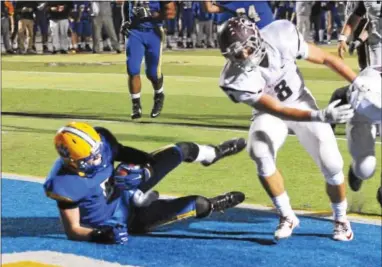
[
  {"x1": 3, "y1": 70, "x2": 346, "y2": 84},
  {"x1": 2, "y1": 173, "x2": 381, "y2": 225}
]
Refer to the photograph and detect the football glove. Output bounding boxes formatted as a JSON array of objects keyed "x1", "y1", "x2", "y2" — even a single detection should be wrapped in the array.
[
  {"x1": 90, "y1": 224, "x2": 128, "y2": 244},
  {"x1": 133, "y1": 6, "x2": 152, "y2": 20},
  {"x1": 113, "y1": 163, "x2": 152, "y2": 191},
  {"x1": 120, "y1": 20, "x2": 132, "y2": 37},
  {"x1": 311, "y1": 99, "x2": 354, "y2": 123}
]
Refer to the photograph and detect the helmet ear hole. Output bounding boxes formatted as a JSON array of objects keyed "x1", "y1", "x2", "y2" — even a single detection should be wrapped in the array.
[{"x1": 72, "y1": 139, "x2": 77, "y2": 144}]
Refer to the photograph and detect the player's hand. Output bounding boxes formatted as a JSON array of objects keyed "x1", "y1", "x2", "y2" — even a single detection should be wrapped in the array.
[
  {"x1": 92, "y1": 224, "x2": 128, "y2": 244},
  {"x1": 113, "y1": 163, "x2": 152, "y2": 191},
  {"x1": 133, "y1": 6, "x2": 152, "y2": 20},
  {"x1": 120, "y1": 20, "x2": 131, "y2": 37},
  {"x1": 312, "y1": 99, "x2": 354, "y2": 123},
  {"x1": 337, "y1": 40, "x2": 348, "y2": 59}
]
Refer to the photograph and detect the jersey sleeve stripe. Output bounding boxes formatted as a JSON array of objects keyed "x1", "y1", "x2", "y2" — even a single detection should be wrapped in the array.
[{"x1": 220, "y1": 86, "x2": 262, "y2": 95}]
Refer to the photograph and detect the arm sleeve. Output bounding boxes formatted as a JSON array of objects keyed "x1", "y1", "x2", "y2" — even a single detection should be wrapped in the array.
[
  {"x1": 353, "y1": 1, "x2": 366, "y2": 17},
  {"x1": 57, "y1": 200, "x2": 79, "y2": 209}
]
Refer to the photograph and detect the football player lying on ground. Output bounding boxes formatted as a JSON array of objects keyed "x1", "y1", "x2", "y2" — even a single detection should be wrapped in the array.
[
  {"x1": 43, "y1": 122, "x2": 246, "y2": 244},
  {"x1": 217, "y1": 17, "x2": 366, "y2": 241}
]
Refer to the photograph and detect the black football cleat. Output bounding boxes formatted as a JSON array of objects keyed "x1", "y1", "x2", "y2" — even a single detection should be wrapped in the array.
[
  {"x1": 348, "y1": 166, "x2": 363, "y2": 192},
  {"x1": 131, "y1": 103, "x2": 142, "y2": 120},
  {"x1": 150, "y1": 93, "x2": 165, "y2": 118},
  {"x1": 210, "y1": 191, "x2": 245, "y2": 213},
  {"x1": 202, "y1": 138, "x2": 246, "y2": 167},
  {"x1": 377, "y1": 187, "x2": 382, "y2": 208}
]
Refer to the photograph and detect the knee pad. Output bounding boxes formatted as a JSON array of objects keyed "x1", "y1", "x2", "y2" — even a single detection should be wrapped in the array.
[
  {"x1": 325, "y1": 171, "x2": 344, "y2": 185},
  {"x1": 247, "y1": 135, "x2": 277, "y2": 177},
  {"x1": 195, "y1": 196, "x2": 212, "y2": 218},
  {"x1": 252, "y1": 157, "x2": 276, "y2": 177},
  {"x1": 352, "y1": 156, "x2": 377, "y2": 180},
  {"x1": 175, "y1": 142, "x2": 199, "y2": 162}
]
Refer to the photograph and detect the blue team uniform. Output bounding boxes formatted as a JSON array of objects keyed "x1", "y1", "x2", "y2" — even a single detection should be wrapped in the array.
[
  {"x1": 43, "y1": 127, "x2": 197, "y2": 232},
  {"x1": 214, "y1": 1, "x2": 274, "y2": 29},
  {"x1": 70, "y1": 2, "x2": 92, "y2": 37},
  {"x1": 123, "y1": 1, "x2": 165, "y2": 79}
]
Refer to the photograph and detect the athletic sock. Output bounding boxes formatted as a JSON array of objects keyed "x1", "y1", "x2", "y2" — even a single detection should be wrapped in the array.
[
  {"x1": 272, "y1": 192, "x2": 295, "y2": 218},
  {"x1": 194, "y1": 144, "x2": 216, "y2": 163},
  {"x1": 331, "y1": 199, "x2": 348, "y2": 222}
]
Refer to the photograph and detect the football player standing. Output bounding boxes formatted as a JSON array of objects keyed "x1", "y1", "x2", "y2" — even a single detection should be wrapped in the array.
[{"x1": 216, "y1": 17, "x2": 367, "y2": 241}]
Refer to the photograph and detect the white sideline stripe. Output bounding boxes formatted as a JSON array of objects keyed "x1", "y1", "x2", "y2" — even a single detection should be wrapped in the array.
[
  {"x1": 2, "y1": 173, "x2": 381, "y2": 226},
  {"x1": 1, "y1": 251, "x2": 139, "y2": 267},
  {"x1": 3, "y1": 70, "x2": 346, "y2": 84}
]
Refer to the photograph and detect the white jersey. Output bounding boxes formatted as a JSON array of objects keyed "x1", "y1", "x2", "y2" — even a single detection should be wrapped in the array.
[
  {"x1": 219, "y1": 20, "x2": 310, "y2": 108},
  {"x1": 349, "y1": 66, "x2": 382, "y2": 123}
]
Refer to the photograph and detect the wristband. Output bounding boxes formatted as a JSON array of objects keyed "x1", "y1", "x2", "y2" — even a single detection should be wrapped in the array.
[
  {"x1": 338, "y1": 34, "x2": 348, "y2": 42},
  {"x1": 310, "y1": 110, "x2": 323, "y2": 122}
]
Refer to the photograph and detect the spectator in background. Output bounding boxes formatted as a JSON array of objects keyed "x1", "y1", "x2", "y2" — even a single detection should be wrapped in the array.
[
  {"x1": 91, "y1": 1, "x2": 120, "y2": 53},
  {"x1": 69, "y1": 2, "x2": 81, "y2": 53},
  {"x1": 11, "y1": 1, "x2": 19, "y2": 51},
  {"x1": 46, "y1": 1, "x2": 73, "y2": 54},
  {"x1": 177, "y1": 1, "x2": 194, "y2": 48},
  {"x1": 112, "y1": 0, "x2": 123, "y2": 44},
  {"x1": 1, "y1": 1, "x2": 15, "y2": 54},
  {"x1": 296, "y1": 1, "x2": 314, "y2": 42},
  {"x1": 78, "y1": 1, "x2": 93, "y2": 52},
  {"x1": 325, "y1": 1, "x2": 343, "y2": 44},
  {"x1": 194, "y1": 1, "x2": 214, "y2": 48},
  {"x1": 311, "y1": 1, "x2": 323, "y2": 44},
  {"x1": 33, "y1": 2, "x2": 49, "y2": 53},
  {"x1": 15, "y1": 1, "x2": 37, "y2": 54}
]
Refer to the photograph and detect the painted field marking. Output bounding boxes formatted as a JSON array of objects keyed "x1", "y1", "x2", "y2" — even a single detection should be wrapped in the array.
[{"x1": 1, "y1": 251, "x2": 138, "y2": 267}]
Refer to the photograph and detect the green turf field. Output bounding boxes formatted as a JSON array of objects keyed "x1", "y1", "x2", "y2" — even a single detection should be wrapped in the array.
[{"x1": 2, "y1": 48, "x2": 381, "y2": 216}]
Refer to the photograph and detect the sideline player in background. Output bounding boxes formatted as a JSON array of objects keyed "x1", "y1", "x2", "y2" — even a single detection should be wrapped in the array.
[
  {"x1": 203, "y1": 0, "x2": 274, "y2": 29},
  {"x1": 44, "y1": 122, "x2": 246, "y2": 244},
  {"x1": 121, "y1": 1, "x2": 175, "y2": 120},
  {"x1": 217, "y1": 17, "x2": 365, "y2": 241},
  {"x1": 336, "y1": 1, "x2": 382, "y2": 192}
]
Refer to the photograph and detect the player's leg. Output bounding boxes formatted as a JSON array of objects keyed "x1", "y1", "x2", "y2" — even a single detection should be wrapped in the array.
[
  {"x1": 247, "y1": 113, "x2": 297, "y2": 240},
  {"x1": 346, "y1": 114, "x2": 377, "y2": 191},
  {"x1": 126, "y1": 30, "x2": 145, "y2": 119},
  {"x1": 138, "y1": 138, "x2": 246, "y2": 192},
  {"x1": 144, "y1": 28, "x2": 165, "y2": 118},
  {"x1": 290, "y1": 103, "x2": 353, "y2": 241},
  {"x1": 129, "y1": 192, "x2": 245, "y2": 233},
  {"x1": 368, "y1": 38, "x2": 382, "y2": 67}
]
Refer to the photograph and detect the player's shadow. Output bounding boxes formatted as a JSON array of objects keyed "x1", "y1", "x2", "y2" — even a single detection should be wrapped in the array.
[{"x1": 1, "y1": 217, "x2": 66, "y2": 239}]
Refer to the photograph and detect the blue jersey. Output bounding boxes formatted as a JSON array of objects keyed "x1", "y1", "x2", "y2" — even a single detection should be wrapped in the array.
[
  {"x1": 44, "y1": 133, "x2": 116, "y2": 227},
  {"x1": 214, "y1": 1, "x2": 274, "y2": 29},
  {"x1": 123, "y1": 0, "x2": 164, "y2": 29}
]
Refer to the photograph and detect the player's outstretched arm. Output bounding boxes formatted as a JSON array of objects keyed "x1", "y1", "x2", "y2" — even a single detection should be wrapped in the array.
[
  {"x1": 59, "y1": 206, "x2": 94, "y2": 242},
  {"x1": 305, "y1": 43, "x2": 357, "y2": 83},
  {"x1": 251, "y1": 94, "x2": 354, "y2": 123},
  {"x1": 59, "y1": 205, "x2": 128, "y2": 244}
]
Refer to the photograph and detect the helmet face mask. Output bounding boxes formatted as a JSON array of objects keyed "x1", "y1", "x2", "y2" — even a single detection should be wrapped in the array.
[{"x1": 218, "y1": 17, "x2": 266, "y2": 70}]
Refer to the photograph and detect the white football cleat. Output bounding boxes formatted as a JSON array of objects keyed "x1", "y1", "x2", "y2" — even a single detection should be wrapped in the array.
[
  {"x1": 333, "y1": 220, "x2": 354, "y2": 241},
  {"x1": 274, "y1": 215, "x2": 300, "y2": 240}
]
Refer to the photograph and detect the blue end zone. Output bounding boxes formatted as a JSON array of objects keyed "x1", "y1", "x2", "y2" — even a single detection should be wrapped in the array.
[{"x1": 2, "y1": 178, "x2": 381, "y2": 267}]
